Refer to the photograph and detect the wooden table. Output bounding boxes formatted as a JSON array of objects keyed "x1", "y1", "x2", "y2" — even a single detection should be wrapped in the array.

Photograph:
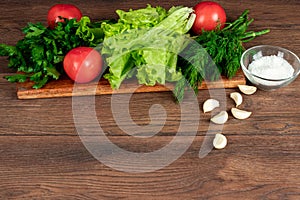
[{"x1": 1, "y1": 0, "x2": 300, "y2": 199}]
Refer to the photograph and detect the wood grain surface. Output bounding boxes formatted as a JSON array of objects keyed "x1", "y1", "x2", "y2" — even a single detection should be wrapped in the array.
[{"x1": 0, "y1": 0, "x2": 300, "y2": 199}]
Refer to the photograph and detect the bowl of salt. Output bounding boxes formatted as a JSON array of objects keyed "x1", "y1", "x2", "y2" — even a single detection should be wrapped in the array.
[{"x1": 240, "y1": 45, "x2": 300, "y2": 91}]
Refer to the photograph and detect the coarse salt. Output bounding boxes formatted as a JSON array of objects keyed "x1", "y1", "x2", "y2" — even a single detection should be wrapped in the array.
[{"x1": 248, "y1": 55, "x2": 294, "y2": 80}]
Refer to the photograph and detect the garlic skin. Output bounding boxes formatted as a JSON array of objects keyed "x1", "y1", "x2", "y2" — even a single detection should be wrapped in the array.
[
  {"x1": 230, "y1": 92, "x2": 243, "y2": 107},
  {"x1": 203, "y1": 99, "x2": 220, "y2": 113},
  {"x1": 210, "y1": 111, "x2": 228, "y2": 124},
  {"x1": 213, "y1": 133, "x2": 227, "y2": 149},
  {"x1": 231, "y1": 108, "x2": 252, "y2": 119},
  {"x1": 238, "y1": 85, "x2": 257, "y2": 95}
]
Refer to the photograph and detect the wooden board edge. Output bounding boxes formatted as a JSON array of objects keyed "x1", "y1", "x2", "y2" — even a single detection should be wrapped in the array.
[{"x1": 17, "y1": 70, "x2": 246, "y2": 99}]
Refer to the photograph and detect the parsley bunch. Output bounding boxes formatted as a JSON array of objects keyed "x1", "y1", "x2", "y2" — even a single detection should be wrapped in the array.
[{"x1": 0, "y1": 17, "x2": 104, "y2": 88}]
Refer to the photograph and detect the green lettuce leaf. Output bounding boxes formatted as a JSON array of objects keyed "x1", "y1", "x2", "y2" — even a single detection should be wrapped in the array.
[{"x1": 102, "y1": 5, "x2": 194, "y2": 89}]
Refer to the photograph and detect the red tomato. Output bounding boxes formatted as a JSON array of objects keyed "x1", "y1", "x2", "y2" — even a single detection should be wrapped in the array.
[
  {"x1": 47, "y1": 4, "x2": 82, "y2": 29},
  {"x1": 192, "y1": 1, "x2": 226, "y2": 34},
  {"x1": 63, "y1": 47, "x2": 103, "y2": 83}
]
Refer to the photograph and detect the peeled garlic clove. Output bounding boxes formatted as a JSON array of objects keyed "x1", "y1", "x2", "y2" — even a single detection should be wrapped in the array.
[
  {"x1": 238, "y1": 85, "x2": 257, "y2": 95},
  {"x1": 203, "y1": 99, "x2": 220, "y2": 113},
  {"x1": 230, "y1": 92, "x2": 243, "y2": 107},
  {"x1": 210, "y1": 111, "x2": 228, "y2": 124},
  {"x1": 213, "y1": 133, "x2": 227, "y2": 149},
  {"x1": 231, "y1": 108, "x2": 252, "y2": 119}
]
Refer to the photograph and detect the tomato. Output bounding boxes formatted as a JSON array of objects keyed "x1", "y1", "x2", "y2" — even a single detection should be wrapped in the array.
[
  {"x1": 192, "y1": 1, "x2": 226, "y2": 34},
  {"x1": 47, "y1": 4, "x2": 82, "y2": 29},
  {"x1": 63, "y1": 47, "x2": 103, "y2": 83}
]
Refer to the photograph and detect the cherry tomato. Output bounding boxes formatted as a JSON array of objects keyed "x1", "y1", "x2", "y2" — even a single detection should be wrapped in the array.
[
  {"x1": 47, "y1": 4, "x2": 82, "y2": 29},
  {"x1": 63, "y1": 47, "x2": 103, "y2": 83},
  {"x1": 192, "y1": 1, "x2": 226, "y2": 34}
]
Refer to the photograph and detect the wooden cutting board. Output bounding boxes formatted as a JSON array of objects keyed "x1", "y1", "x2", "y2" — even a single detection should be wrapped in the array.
[{"x1": 16, "y1": 69, "x2": 246, "y2": 99}]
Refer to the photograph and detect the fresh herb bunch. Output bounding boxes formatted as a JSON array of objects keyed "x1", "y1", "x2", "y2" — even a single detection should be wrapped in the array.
[
  {"x1": 0, "y1": 17, "x2": 104, "y2": 89},
  {"x1": 174, "y1": 10, "x2": 270, "y2": 102}
]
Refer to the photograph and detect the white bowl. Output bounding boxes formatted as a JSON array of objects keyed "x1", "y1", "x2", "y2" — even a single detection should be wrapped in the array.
[{"x1": 240, "y1": 45, "x2": 300, "y2": 90}]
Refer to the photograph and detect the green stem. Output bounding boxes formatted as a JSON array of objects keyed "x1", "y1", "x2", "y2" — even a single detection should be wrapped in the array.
[
  {"x1": 241, "y1": 29, "x2": 270, "y2": 43},
  {"x1": 222, "y1": 9, "x2": 249, "y2": 31},
  {"x1": 245, "y1": 18, "x2": 254, "y2": 27}
]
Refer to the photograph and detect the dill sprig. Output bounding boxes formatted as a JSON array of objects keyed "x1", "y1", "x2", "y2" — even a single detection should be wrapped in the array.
[{"x1": 174, "y1": 10, "x2": 270, "y2": 102}]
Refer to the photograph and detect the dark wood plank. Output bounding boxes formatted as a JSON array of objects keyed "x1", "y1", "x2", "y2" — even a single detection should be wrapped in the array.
[{"x1": 0, "y1": 135, "x2": 299, "y2": 199}]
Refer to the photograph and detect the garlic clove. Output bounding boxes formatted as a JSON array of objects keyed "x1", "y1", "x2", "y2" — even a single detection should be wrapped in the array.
[
  {"x1": 238, "y1": 85, "x2": 257, "y2": 95},
  {"x1": 230, "y1": 92, "x2": 243, "y2": 107},
  {"x1": 210, "y1": 111, "x2": 228, "y2": 124},
  {"x1": 203, "y1": 99, "x2": 220, "y2": 113},
  {"x1": 213, "y1": 133, "x2": 227, "y2": 149},
  {"x1": 231, "y1": 108, "x2": 252, "y2": 119}
]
